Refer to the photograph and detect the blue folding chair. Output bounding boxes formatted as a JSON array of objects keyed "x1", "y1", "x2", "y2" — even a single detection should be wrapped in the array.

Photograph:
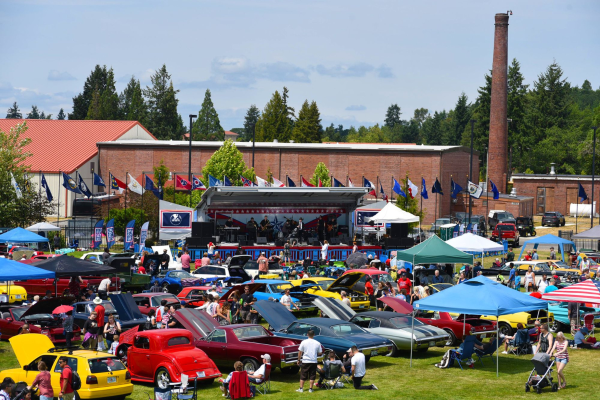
[
  {"x1": 475, "y1": 338, "x2": 500, "y2": 365},
  {"x1": 455, "y1": 335, "x2": 477, "y2": 370}
]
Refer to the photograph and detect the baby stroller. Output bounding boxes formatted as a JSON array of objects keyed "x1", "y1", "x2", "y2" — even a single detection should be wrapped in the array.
[{"x1": 525, "y1": 353, "x2": 558, "y2": 394}]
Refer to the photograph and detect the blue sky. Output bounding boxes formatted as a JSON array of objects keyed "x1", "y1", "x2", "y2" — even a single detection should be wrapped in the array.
[{"x1": 1, "y1": 0, "x2": 599, "y2": 130}]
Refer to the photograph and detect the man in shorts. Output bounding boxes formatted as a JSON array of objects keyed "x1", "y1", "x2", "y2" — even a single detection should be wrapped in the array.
[
  {"x1": 240, "y1": 285, "x2": 253, "y2": 323},
  {"x1": 296, "y1": 330, "x2": 322, "y2": 393}
]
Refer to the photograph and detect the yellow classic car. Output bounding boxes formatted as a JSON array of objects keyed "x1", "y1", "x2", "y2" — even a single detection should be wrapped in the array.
[
  {"x1": 0, "y1": 283, "x2": 28, "y2": 303},
  {"x1": 290, "y1": 277, "x2": 370, "y2": 310},
  {"x1": 480, "y1": 309, "x2": 554, "y2": 336},
  {"x1": 0, "y1": 334, "x2": 133, "y2": 399}
]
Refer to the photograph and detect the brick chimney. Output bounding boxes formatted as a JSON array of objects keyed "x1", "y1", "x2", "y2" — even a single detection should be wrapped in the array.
[{"x1": 488, "y1": 13, "x2": 509, "y2": 193}]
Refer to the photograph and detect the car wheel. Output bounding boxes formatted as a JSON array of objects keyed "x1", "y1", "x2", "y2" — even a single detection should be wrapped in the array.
[
  {"x1": 498, "y1": 322, "x2": 513, "y2": 337},
  {"x1": 281, "y1": 366, "x2": 300, "y2": 374},
  {"x1": 549, "y1": 320, "x2": 563, "y2": 333},
  {"x1": 532, "y1": 230, "x2": 537, "y2": 237},
  {"x1": 161, "y1": 283, "x2": 169, "y2": 293},
  {"x1": 364, "y1": 355, "x2": 371, "y2": 363},
  {"x1": 389, "y1": 343, "x2": 400, "y2": 357},
  {"x1": 116, "y1": 344, "x2": 129, "y2": 360},
  {"x1": 562, "y1": 221, "x2": 565, "y2": 226},
  {"x1": 242, "y1": 357, "x2": 260, "y2": 373},
  {"x1": 443, "y1": 329, "x2": 457, "y2": 346},
  {"x1": 155, "y1": 367, "x2": 171, "y2": 390}
]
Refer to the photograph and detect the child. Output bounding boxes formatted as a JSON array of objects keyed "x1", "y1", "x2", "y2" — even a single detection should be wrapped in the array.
[
  {"x1": 109, "y1": 334, "x2": 119, "y2": 355},
  {"x1": 249, "y1": 298, "x2": 260, "y2": 324}
]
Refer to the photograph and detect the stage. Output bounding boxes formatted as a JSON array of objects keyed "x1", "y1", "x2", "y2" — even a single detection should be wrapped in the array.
[{"x1": 188, "y1": 244, "x2": 385, "y2": 262}]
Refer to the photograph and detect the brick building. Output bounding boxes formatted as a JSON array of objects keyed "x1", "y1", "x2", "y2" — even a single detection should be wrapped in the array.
[{"x1": 97, "y1": 140, "x2": 478, "y2": 224}]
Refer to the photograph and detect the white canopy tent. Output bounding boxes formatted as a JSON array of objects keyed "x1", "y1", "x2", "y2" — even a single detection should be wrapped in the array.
[
  {"x1": 366, "y1": 202, "x2": 419, "y2": 223},
  {"x1": 445, "y1": 232, "x2": 504, "y2": 254},
  {"x1": 25, "y1": 222, "x2": 61, "y2": 233}
]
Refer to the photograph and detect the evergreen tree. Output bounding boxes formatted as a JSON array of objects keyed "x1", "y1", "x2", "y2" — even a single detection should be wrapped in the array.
[
  {"x1": 144, "y1": 65, "x2": 184, "y2": 140},
  {"x1": 193, "y1": 89, "x2": 224, "y2": 141},
  {"x1": 200, "y1": 140, "x2": 255, "y2": 187},
  {"x1": 461, "y1": 72, "x2": 492, "y2": 166},
  {"x1": 422, "y1": 111, "x2": 444, "y2": 145},
  {"x1": 70, "y1": 65, "x2": 110, "y2": 120},
  {"x1": 98, "y1": 68, "x2": 120, "y2": 120},
  {"x1": 450, "y1": 93, "x2": 471, "y2": 145},
  {"x1": 255, "y1": 90, "x2": 291, "y2": 142},
  {"x1": 309, "y1": 162, "x2": 331, "y2": 187},
  {"x1": 57, "y1": 108, "x2": 66, "y2": 120},
  {"x1": 282, "y1": 86, "x2": 296, "y2": 125},
  {"x1": 384, "y1": 104, "x2": 402, "y2": 128},
  {"x1": 243, "y1": 105, "x2": 260, "y2": 142},
  {"x1": 6, "y1": 102, "x2": 22, "y2": 118},
  {"x1": 26, "y1": 105, "x2": 41, "y2": 119},
  {"x1": 323, "y1": 123, "x2": 336, "y2": 141},
  {"x1": 507, "y1": 59, "x2": 529, "y2": 170},
  {"x1": 120, "y1": 76, "x2": 147, "y2": 123},
  {"x1": 86, "y1": 87, "x2": 102, "y2": 120},
  {"x1": 402, "y1": 119, "x2": 421, "y2": 144},
  {"x1": 292, "y1": 100, "x2": 322, "y2": 143}
]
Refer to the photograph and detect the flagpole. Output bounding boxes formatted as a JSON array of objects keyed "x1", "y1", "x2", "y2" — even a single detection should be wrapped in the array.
[
  {"x1": 346, "y1": 174, "x2": 349, "y2": 187},
  {"x1": 405, "y1": 174, "x2": 409, "y2": 210},
  {"x1": 420, "y1": 176, "x2": 424, "y2": 235},
  {"x1": 376, "y1": 176, "x2": 379, "y2": 201},
  {"x1": 125, "y1": 172, "x2": 128, "y2": 217},
  {"x1": 390, "y1": 176, "x2": 394, "y2": 202},
  {"x1": 108, "y1": 170, "x2": 111, "y2": 221},
  {"x1": 434, "y1": 177, "x2": 438, "y2": 234},
  {"x1": 57, "y1": 170, "x2": 61, "y2": 226},
  {"x1": 38, "y1": 170, "x2": 42, "y2": 220}
]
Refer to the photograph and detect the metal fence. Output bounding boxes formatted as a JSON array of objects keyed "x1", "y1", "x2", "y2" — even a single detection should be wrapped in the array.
[{"x1": 64, "y1": 217, "x2": 100, "y2": 249}]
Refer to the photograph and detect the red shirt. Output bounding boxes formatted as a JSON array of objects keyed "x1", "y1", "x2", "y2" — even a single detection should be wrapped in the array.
[
  {"x1": 397, "y1": 278, "x2": 412, "y2": 292},
  {"x1": 365, "y1": 281, "x2": 374, "y2": 295},
  {"x1": 95, "y1": 304, "x2": 105, "y2": 326},
  {"x1": 137, "y1": 266, "x2": 146, "y2": 274},
  {"x1": 60, "y1": 365, "x2": 74, "y2": 394},
  {"x1": 524, "y1": 255, "x2": 532, "y2": 261}
]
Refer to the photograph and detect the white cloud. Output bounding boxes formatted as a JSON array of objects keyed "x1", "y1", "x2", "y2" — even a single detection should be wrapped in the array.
[{"x1": 48, "y1": 70, "x2": 76, "y2": 81}]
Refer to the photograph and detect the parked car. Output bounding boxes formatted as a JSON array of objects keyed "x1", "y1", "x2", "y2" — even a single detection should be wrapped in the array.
[
  {"x1": 408, "y1": 227, "x2": 427, "y2": 243},
  {"x1": 0, "y1": 284, "x2": 27, "y2": 304},
  {"x1": 313, "y1": 297, "x2": 449, "y2": 355},
  {"x1": 0, "y1": 297, "x2": 81, "y2": 343},
  {"x1": 429, "y1": 218, "x2": 452, "y2": 234},
  {"x1": 30, "y1": 254, "x2": 60, "y2": 261},
  {"x1": 72, "y1": 294, "x2": 147, "y2": 330},
  {"x1": 192, "y1": 255, "x2": 251, "y2": 283},
  {"x1": 132, "y1": 293, "x2": 181, "y2": 315},
  {"x1": 151, "y1": 269, "x2": 204, "y2": 294},
  {"x1": 290, "y1": 276, "x2": 371, "y2": 310},
  {"x1": 480, "y1": 309, "x2": 555, "y2": 336},
  {"x1": 0, "y1": 333, "x2": 133, "y2": 399},
  {"x1": 80, "y1": 252, "x2": 106, "y2": 264},
  {"x1": 491, "y1": 223, "x2": 520, "y2": 246},
  {"x1": 410, "y1": 308, "x2": 496, "y2": 345},
  {"x1": 168, "y1": 308, "x2": 310, "y2": 373},
  {"x1": 547, "y1": 302, "x2": 600, "y2": 333},
  {"x1": 15, "y1": 275, "x2": 119, "y2": 297},
  {"x1": 118, "y1": 328, "x2": 221, "y2": 389},
  {"x1": 341, "y1": 269, "x2": 398, "y2": 293},
  {"x1": 480, "y1": 261, "x2": 583, "y2": 283},
  {"x1": 176, "y1": 286, "x2": 213, "y2": 307},
  {"x1": 488, "y1": 211, "x2": 516, "y2": 230},
  {"x1": 454, "y1": 213, "x2": 487, "y2": 231},
  {"x1": 242, "y1": 279, "x2": 315, "y2": 311},
  {"x1": 542, "y1": 211, "x2": 566, "y2": 227},
  {"x1": 254, "y1": 300, "x2": 393, "y2": 360},
  {"x1": 516, "y1": 216, "x2": 537, "y2": 237},
  {"x1": 243, "y1": 259, "x2": 284, "y2": 279}
]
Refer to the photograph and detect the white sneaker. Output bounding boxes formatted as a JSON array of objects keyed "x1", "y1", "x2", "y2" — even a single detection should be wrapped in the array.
[
  {"x1": 501, "y1": 351, "x2": 508, "y2": 354},
  {"x1": 296, "y1": 388, "x2": 304, "y2": 393},
  {"x1": 308, "y1": 388, "x2": 313, "y2": 393},
  {"x1": 372, "y1": 384, "x2": 378, "y2": 390}
]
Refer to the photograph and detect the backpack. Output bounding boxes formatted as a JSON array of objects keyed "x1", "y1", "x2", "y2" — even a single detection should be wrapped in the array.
[{"x1": 65, "y1": 365, "x2": 82, "y2": 390}]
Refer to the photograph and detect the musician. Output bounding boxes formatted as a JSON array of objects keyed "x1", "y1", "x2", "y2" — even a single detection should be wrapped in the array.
[
  {"x1": 318, "y1": 216, "x2": 326, "y2": 241},
  {"x1": 326, "y1": 216, "x2": 338, "y2": 241},
  {"x1": 225, "y1": 217, "x2": 234, "y2": 227},
  {"x1": 297, "y1": 218, "x2": 306, "y2": 242},
  {"x1": 246, "y1": 217, "x2": 258, "y2": 242},
  {"x1": 260, "y1": 216, "x2": 272, "y2": 240}
]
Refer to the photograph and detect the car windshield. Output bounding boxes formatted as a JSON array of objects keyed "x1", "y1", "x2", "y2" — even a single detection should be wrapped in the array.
[
  {"x1": 312, "y1": 281, "x2": 333, "y2": 290},
  {"x1": 151, "y1": 295, "x2": 179, "y2": 307},
  {"x1": 552, "y1": 261, "x2": 570, "y2": 268},
  {"x1": 170, "y1": 271, "x2": 194, "y2": 279},
  {"x1": 88, "y1": 357, "x2": 126, "y2": 373},
  {"x1": 243, "y1": 261, "x2": 259, "y2": 270},
  {"x1": 373, "y1": 274, "x2": 393, "y2": 284},
  {"x1": 496, "y1": 225, "x2": 514, "y2": 231},
  {"x1": 544, "y1": 213, "x2": 556, "y2": 217},
  {"x1": 430, "y1": 283, "x2": 453, "y2": 292},
  {"x1": 331, "y1": 323, "x2": 366, "y2": 336},
  {"x1": 168, "y1": 336, "x2": 190, "y2": 346},
  {"x1": 233, "y1": 326, "x2": 269, "y2": 339},
  {"x1": 11, "y1": 308, "x2": 53, "y2": 321},
  {"x1": 270, "y1": 283, "x2": 293, "y2": 293},
  {"x1": 389, "y1": 316, "x2": 424, "y2": 329},
  {"x1": 101, "y1": 302, "x2": 118, "y2": 314}
]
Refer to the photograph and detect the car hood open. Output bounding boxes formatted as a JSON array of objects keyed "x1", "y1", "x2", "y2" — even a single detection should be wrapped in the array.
[
  {"x1": 312, "y1": 297, "x2": 356, "y2": 321},
  {"x1": 253, "y1": 300, "x2": 298, "y2": 332},
  {"x1": 379, "y1": 297, "x2": 414, "y2": 314},
  {"x1": 227, "y1": 255, "x2": 252, "y2": 267},
  {"x1": 219, "y1": 283, "x2": 262, "y2": 300},
  {"x1": 20, "y1": 296, "x2": 76, "y2": 319},
  {"x1": 174, "y1": 308, "x2": 220, "y2": 340},
  {"x1": 110, "y1": 293, "x2": 145, "y2": 322},
  {"x1": 328, "y1": 272, "x2": 366, "y2": 290},
  {"x1": 9, "y1": 333, "x2": 55, "y2": 367}
]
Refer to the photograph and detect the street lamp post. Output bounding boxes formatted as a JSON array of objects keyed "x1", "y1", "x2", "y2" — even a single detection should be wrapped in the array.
[
  {"x1": 592, "y1": 126, "x2": 598, "y2": 228},
  {"x1": 468, "y1": 119, "x2": 476, "y2": 225},
  {"x1": 189, "y1": 114, "x2": 197, "y2": 208}
]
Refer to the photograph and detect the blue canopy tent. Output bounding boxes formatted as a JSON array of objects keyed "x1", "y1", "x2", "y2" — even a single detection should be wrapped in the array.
[
  {"x1": 412, "y1": 276, "x2": 548, "y2": 375},
  {"x1": 0, "y1": 227, "x2": 50, "y2": 243},
  {"x1": 517, "y1": 234, "x2": 576, "y2": 262},
  {"x1": 0, "y1": 258, "x2": 55, "y2": 303}
]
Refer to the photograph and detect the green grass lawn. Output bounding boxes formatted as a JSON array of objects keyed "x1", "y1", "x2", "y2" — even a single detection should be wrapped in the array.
[{"x1": 1, "y1": 337, "x2": 598, "y2": 400}]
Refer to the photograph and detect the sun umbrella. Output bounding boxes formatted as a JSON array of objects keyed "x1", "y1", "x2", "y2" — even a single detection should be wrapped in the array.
[
  {"x1": 542, "y1": 279, "x2": 600, "y2": 304},
  {"x1": 345, "y1": 252, "x2": 368, "y2": 268},
  {"x1": 52, "y1": 305, "x2": 74, "y2": 314}
]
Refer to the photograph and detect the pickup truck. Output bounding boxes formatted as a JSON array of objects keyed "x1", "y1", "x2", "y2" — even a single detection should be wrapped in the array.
[
  {"x1": 171, "y1": 308, "x2": 311, "y2": 374},
  {"x1": 491, "y1": 223, "x2": 520, "y2": 246},
  {"x1": 488, "y1": 211, "x2": 516, "y2": 230}
]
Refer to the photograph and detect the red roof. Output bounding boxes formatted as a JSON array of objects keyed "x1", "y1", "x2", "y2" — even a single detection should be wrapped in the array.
[{"x1": 0, "y1": 119, "x2": 156, "y2": 173}]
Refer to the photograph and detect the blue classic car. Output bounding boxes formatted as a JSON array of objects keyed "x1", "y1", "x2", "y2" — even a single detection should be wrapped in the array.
[
  {"x1": 242, "y1": 280, "x2": 316, "y2": 311},
  {"x1": 151, "y1": 270, "x2": 204, "y2": 294},
  {"x1": 253, "y1": 300, "x2": 393, "y2": 360},
  {"x1": 548, "y1": 302, "x2": 600, "y2": 333},
  {"x1": 72, "y1": 293, "x2": 147, "y2": 330}
]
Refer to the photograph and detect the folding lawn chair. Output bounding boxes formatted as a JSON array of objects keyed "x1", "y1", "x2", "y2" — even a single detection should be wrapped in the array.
[
  {"x1": 252, "y1": 364, "x2": 272, "y2": 395},
  {"x1": 321, "y1": 363, "x2": 343, "y2": 390},
  {"x1": 169, "y1": 373, "x2": 198, "y2": 400},
  {"x1": 509, "y1": 329, "x2": 531, "y2": 356},
  {"x1": 475, "y1": 338, "x2": 500, "y2": 365},
  {"x1": 583, "y1": 314, "x2": 595, "y2": 338},
  {"x1": 455, "y1": 336, "x2": 477, "y2": 370}
]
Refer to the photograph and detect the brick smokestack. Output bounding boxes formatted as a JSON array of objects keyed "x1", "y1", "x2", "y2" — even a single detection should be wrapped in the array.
[{"x1": 488, "y1": 13, "x2": 509, "y2": 193}]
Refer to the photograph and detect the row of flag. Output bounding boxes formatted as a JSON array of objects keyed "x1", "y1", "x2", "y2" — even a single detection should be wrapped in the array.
[{"x1": 93, "y1": 218, "x2": 149, "y2": 250}]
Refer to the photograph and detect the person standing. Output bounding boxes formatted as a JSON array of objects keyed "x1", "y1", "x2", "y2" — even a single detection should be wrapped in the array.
[
  {"x1": 524, "y1": 266, "x2": 536, "y2": 293},
  {"x1": 97, "y1": 276, "x2": 111, "y2": 300},
  {"x1": 350, "y1": 346, "x2": 378, "y2": 390},
  {"x1": 296, "y1": 330, "x2": 322, "y2": 393},
  {"x1": 53, "y1": 234, "x2": 61, "y2": 250},
  {"x1": 397, "y1": 272, "x2": 412, "y2": 294},
  {"x1": 321, "y1": 240, "x2": 329, "y2": 262},
  {"x1": 534, "y1": 324, "x2": 554, "y2": 355},
  {"x1": 568, "y1": 302, "x2": 580, "y2": 333},
  {"x1": 63, "y1": 310, "x2": 74, "y2": 348},
  {"x1": 257, "y1": 252, "x2": 268, "y2": 275},
  {"x1": 532, "y1": 249, "x2": 539, "y2": 260},
  {"x1": 104, "y1": 314, "x2": 121, "y2": 351},
  {"x1": 180, "y1": 249, "x2": 191, "y2": 273},
  {"x1": 161, "y1": 249, "x2": 170, "y2": 271},
  {"x1": 93, "y1": 297, "x2": 106, "y2": 350},
  {"x1": 341, "y1": 291, "x2": 351, "y2": 307},
  {"x1": 364, "y1": 276, "x2": 375, "y2": 307},
  {"x1": 283, "y1": 241, "x2": 291, "y2": 266},
  {"x1": 506, "y1": 247, "x2": 515, "y2": 262},
  {"x1": 507, "y1": 263, "x2": 516, "y2": 289},
  {"x1": 240, "y1": 286, "x2": 253, "y2": 323},
  {"x1": 551, "y1": 332, "x2": 569, "y2": 389},
  {"x1": 352, "y1": 241, "x2": 358, "y2": 253},
  {"x1": 281, "y1": 288, "x2": 300, "y2": 311},
  {"x1": 538, "y1": 274, "x2": 549, "y2": 292},
  {"x1": 58, "y1": 357, "x2": 75, "y2": 400},
  {"x1": 28, "y1": 361, "x2": 53, "y2": 400},
  {"x1": 68, "y1": 276, "x2": 83, "y2": 298},
  {"x1": 102, "y1": 247, "x2": 110, "y2": 261},
  {"x1": 82, "y1": 312, "x2": 100, "y2": 350},
  {"x1": 549, "y1": 247, "x2": 556, "y2": 260}
]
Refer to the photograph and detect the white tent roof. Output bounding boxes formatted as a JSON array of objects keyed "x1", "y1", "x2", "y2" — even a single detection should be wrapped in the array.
[
  {"x1": 445, "y1": 232, "x2": 504, "y2": 253},
  {"x1": 366, "y1": 202, "x2": 419, "y2": 224},
  {"x1": 26, "y1": 222, "x2": 61, "y2": 232}
]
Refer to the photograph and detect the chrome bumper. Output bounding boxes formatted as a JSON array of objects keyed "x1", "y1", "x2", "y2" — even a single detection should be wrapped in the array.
[{"x1": 358, "y1": 345, "x2": 393, "y2": 357}]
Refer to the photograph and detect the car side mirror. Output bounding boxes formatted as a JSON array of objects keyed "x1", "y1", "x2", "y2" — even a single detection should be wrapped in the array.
[
  {"x1": 6, "y1": 317, "x2": 13, "y2": 323},
  {"x1": 23, "y1": 365, "x2": 29, "y2": 371}
]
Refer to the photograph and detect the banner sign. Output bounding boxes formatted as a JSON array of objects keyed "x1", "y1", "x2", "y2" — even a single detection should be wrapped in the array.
[
  {"x1": 124, "y1": 219, "x2": 136, "y2": 250},
  {"x1": 140, "y1": 221, "x2": 149, "y2": 248},
  {"x1": 355, "y1": 210, "x2": 385, "y2": 228},
  {"x1": 106, "y1": 218, "x2": 115, "y2": 248},
  {"x1": 93, "y1": 219, "x2": 104, "y2": 249},
  {"x1": 160, "y1": 210, "x2": 192, "y2": 229}
]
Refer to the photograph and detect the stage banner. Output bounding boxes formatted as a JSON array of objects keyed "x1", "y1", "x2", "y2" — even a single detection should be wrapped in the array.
[
  {"x1": 159, "y1": 200, "x2": 194, "y2": 240},
  {"x1": 140, "y1": 221, "x2": 149, "y2": 248},
  {"x1": 106, "y1": 218, "x2": 115, "y2": 249},
  {"x1": 124, "y1": 219, "x2": 136, "y2": 250},
  {"x1": 93, "y1": 219, "x2": 104, "y2": 249}
]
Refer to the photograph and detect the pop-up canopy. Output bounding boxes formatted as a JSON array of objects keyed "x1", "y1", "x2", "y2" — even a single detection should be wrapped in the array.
[
  {"x1": 445, "y1": 232, "x2": 504, "y2": 255},
  {"x1": 26, "y1": 222, "x2": 61, "y2": 233},
  {"x1": 0, "y1": 227, "x2": 49, "y2": 243},
  {"x1": 518, "y1": 234, "x2": 576, "y2": 262},
  {"x1": 396, "y1": 234, "x2": 473, "y2": 265},
  {"x1": 366, "y1": 202, "x2": 419, "y2": 224},
  {"x1": 0, "y1": 258, "x2": 55, "y2": 280}
]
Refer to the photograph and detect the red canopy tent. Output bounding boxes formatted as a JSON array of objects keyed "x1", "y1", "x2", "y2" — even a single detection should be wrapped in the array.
[{"x1": 542, "y1": 280, "x2": 600, "y2": 306}]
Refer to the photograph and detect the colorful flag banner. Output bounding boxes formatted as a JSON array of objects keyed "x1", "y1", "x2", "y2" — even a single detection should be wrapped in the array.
[
  {"x1": 41, "y1": 173, "x2": 53, "y2": 202},
  {"x1": 392, "y1": 179, "x2": 406, "y2": 198},
  {"x1": 432, "y1": 178, "x2": 443, "y2": 195},
  {"x1": 421, "y1": 178, "x2": 429, "y2": 199},
  {"x1": 106, "y1": 218, "x2": 115, "y2": 249},
  {"x1": 489, "y1": 179, "x2": 500, "y2": 200},
  {"x1": 93, "y1": 219, "x2": 104, "y2": 249},
  {"x1": 301, "y1": 177, "x2": 315, "y2": 187},
  {"x1": 332, "y1": 177, "x2": 345, "y2": 187},
  {"x1": 174, "y1": 174, "x2": 192, "y2": 191},
  {"x1": 467, "y1": 181, "x2": 483, "y2": 198},
  {"x1": 78, "y1": 175, "x2": 92, "y2": 198},
  {"x1": 140, "y1": 221, "x2": 149, "y2": 248},
  {"x1": 93, "y1": 173, "x2": 106, "y2": 187},
  {"x1": 192, "y1": 175, "x2": 206, "y2": 190},
  {"x1": 287, "y1": 177, "x2": 297, "y2": 187},
  {"x1": 407, "y1": 179, "x2": 418, "y2": 199},
  {"x1": 256, "y1": 176, "x2": 270, "y2": 187},
  {"x1": 124, "y1": 219, "x2": 136, "y2": 250},
  {"x1": 109, "y1": 173, "x2": 126, "y2": 194},
  {"x1": 223, "y1": 176, "x2": 233, "y2": 187},
  {"x1": 128, "y1": 173, "x2": 145, "y2": 195},
  {"x1": 208, "y1": 175, "x2": 222, "y2": 187},
  {"x1": 10, "y1": 172, "x2": 22, "y2": 199},
  {"x1": 62, "y1": 172, "x2": 82, "y2": 194},
  {"x1": 272, "y1": 177, "x2": 285, "y2": 187}
]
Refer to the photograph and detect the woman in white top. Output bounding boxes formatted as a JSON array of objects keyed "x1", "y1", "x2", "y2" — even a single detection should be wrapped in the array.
[
  {"x1": 321, "y1": 240, "x2": 329, "y2": 261},
  {"x1": 352, "y1": 242, "x2": 358, "y2": 253},
  {"x1": 524, "y1": 266, "x2": 536, "y2": 293}
]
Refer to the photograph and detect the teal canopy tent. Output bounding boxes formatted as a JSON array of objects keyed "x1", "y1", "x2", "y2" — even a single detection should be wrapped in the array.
[{"x1": 517, "y1": 234, "x2": 575, "y2": 262}]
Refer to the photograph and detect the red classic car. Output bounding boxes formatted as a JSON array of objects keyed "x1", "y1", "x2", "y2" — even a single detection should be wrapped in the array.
[
  {"x1": 0, "y1": 297, "x2": 81, "y2": 343},
  {"x1": 14, "y1": 274, "x2": 119, "y2": 297},
  {"x1": 176, "y1": 286, "x2": 212, "y2": 307},
  {"x1": 414, "y1": 310, "x2": 497, "y2": 345},
  {"x1": 132, "y1": 293, "x2": 181, "y2": 315},
  {"x1": 342, "y1": 269, "x2": 398, "y2": 292},
  {"x1": 171, "y1": 308, "x2": 306, "y2": 374},
  {"x1": 117, "y1": 328, "x2": 221, "y2": 389}
]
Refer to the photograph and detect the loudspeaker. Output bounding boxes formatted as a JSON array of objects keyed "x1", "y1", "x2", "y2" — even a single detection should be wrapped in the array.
[
  {"x1": 185, "y1": 236, "x2": 212, "y2": 247},
  {"x1": 257, "y1": 237, "x2": 268, "y2": 244},
  {"x1": 275, "y1": 239, "x2": 284, "y2": 246},
  {"x1": 192, "y1": 222, "x2": 213, "y2": 237},
  {"x1": 390, "y1": 223, "x2": 409, "y2": 238},
  {"x1": 338, "y1": 225, "x2": 349, "y2": 235}
]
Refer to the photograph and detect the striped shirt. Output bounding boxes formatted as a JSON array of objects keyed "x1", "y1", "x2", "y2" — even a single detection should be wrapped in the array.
[{"x1": 554, "y1": 341, "x2": 569, "y2": 361}]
